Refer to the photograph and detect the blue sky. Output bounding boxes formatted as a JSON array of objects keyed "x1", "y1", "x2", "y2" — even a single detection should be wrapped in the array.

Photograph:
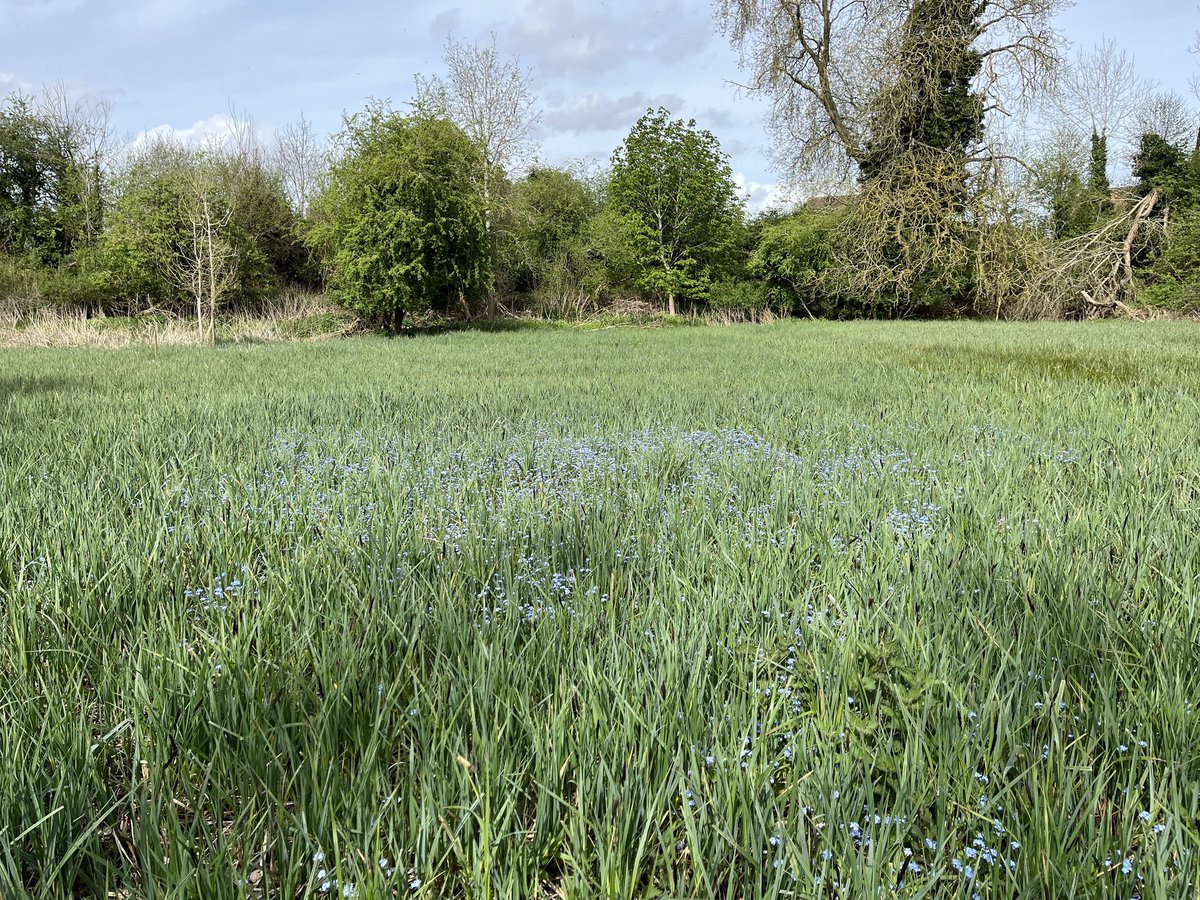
[{"x1": 2, "y1": 0, "x2": 1197, "y2": 208}]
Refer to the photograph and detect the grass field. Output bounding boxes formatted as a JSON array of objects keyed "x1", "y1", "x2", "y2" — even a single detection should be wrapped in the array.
[{"x1": 2, "y1": 321, "x2": 1199, "y2": 899}]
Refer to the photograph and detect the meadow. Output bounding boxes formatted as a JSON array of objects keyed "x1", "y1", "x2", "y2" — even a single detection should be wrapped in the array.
[{"x1": 2, "y1": 321, "x2": 1199, "y2": 899}]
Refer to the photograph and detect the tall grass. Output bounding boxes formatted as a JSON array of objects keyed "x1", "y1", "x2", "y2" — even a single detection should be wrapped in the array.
[{"x1": 1, "y1": 321, "x2": 1198, "y2": 898}]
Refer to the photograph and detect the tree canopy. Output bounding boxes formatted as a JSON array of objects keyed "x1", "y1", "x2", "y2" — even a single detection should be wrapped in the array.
[
  {"x1": 605, "y1": 108, "x2": 744, "y2": 314},
  {"x1": 309, "y1": 106, "x2": 488, "y2": 330}
]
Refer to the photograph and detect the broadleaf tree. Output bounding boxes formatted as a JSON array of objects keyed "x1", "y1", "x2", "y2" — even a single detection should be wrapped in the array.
[
  {"x1": 309, "y1": 104, "x2": 487, "y2": 332},
  {"x1": 605, "y1": 108, "x2": 744, "y2": 315}
]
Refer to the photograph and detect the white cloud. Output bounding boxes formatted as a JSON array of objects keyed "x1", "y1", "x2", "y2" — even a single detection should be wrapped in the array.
[
  {"x1": 544, "y1": 91, "x2": 685, "y2": 134},
  {"x1": 129, "y1": 112, "x2": 275, "y2": 152},
  {"x1": 734, "y1": 172, "x2": 794, "y2": 215},
  {"x1": 501, "y1": 0, "x2": 712, "y2": 76}
]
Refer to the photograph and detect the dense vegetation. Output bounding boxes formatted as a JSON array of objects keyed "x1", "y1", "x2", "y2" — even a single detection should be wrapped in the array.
[
  {"x1": 5, "y1": 11, "x2": 1200, "y2": 330},
  {"x1": 2, "y1": 322, "x2": 1199, "y2": 897}
]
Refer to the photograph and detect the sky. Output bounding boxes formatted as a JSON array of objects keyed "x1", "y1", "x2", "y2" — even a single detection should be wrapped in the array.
[{"x1": 1, "y1": 0, "x2": 1198, "y2": 210}]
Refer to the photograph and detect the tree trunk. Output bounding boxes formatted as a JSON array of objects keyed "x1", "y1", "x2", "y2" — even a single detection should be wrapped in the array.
[
  {"x1": 667, "y1": 292, "x2": 676, "y2": 317},
  {"x1": 391, "y1": 306, "x2": 405, "y2": 335}
]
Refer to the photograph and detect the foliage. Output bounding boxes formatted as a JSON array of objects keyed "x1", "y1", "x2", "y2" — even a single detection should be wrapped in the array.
[
  {"x1": 503, "y1": 166, "x2": 602, "y2": 314},
  {"x1": 748, "y1": 208, "x2": 844, "y2": 316},
  {"x1": 1132, "y1": 133, "x2": 1191, "y2": 201},
  {"x1": 94, "y1": 137, "x2": 304, "y2": 316},
  {"x1": 716, "y1": 0, "x2": 1063, "y2": 186},
  {"x1": 859, "y1": 0, "x2": 984, "y2": 196},
  {"x1": 606, "y1": 108, "x2": 744, "y2": 312},
  {"x1": 0, "y1": 92, "x2": 91, "y2": 263},
  {"x1": 309, "y1": 105, "x2": 487, "y2": 330},
  {"x1": 705, "y1": 278, "x2": 769, "y2": 315},
  {"x1": 1137, "y1": 207, "x2": 1200, "y2": 310},
  {"x1": 1088, "y1": 131, "x2": 1112, "y2": 207}
]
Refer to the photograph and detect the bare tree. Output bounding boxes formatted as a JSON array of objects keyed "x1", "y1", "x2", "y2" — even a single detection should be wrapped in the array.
[
  {"x1": 1134, "y1": 90, "x2": 1196, "y2": 149},
  {"x1": 716, "y1": 0, "x2": 1065, "y2": 191},
  {"x1": 1050, "y1": 38, "x2": 1154, "y2": 157},
  {"x1": 169, "y1": 164, "x2": 238, "y2": 344},
  {"x1": 416, "y1": 34, "x2": 541, "y2": 318},
  {"x1": 272, "y1": 113, "x2": 325, "y2": 217}
]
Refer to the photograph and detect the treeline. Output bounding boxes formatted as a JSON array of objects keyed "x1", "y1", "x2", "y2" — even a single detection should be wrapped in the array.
[{"x1": 4, "y1": 20, "x2": 1200, "y2": 330}]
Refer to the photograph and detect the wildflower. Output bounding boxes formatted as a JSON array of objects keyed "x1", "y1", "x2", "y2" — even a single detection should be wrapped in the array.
[
  {"x1": 410, "y1": 877, "x2": 422, "y2": 890},
  {"x1": 313, "y1": 852, "x2": 325, "y2": 864},
  {"x1": 1139, "y1": 811, "x2": 1151, "y2": 823},
  {"x1": 1154, "y1": 823, "x2": 1166, "y2": 834},
  {"x1": 342, "y1": 885, "x2": 356, "y2": 899},
  {"x1": 1121, "y1": 858, "x2": 1133, "y2": 875},
  {"x1": 925, "y1": 838, "x2": 938, "y2": 851}
]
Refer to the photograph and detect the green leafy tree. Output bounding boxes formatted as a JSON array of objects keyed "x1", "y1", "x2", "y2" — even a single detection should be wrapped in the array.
[
  {"x1": 309, "y1": 105, "x2": 487, "y2": 331},
  {"x1": 99, "y1": 137, "x2": 298, "y2": 314},
  {"x1": 749, "y1": 208, "x2": 845, "y2": 317},
  {"x1": 1133, "y1": 133, "x2": 1191, "y2": 202},
  {"x1": 1087, "y1": 132, "x2": 1112, "y2": 206},
  {"x1": 504, "y1": 166, "x2": 600, "y2": 310},
  {"x1": 1031, "y1": 133, "x2": 1099, "y2": 241},
  {"x1": 605, "y1": 108, "x2": 743, "y2": 314},
  {"x1": 97, "y1": 138, "x2": 196, "y2": 307},
  {"x1": 0, "y1": 92, "x2": 87, "y2": 263}
]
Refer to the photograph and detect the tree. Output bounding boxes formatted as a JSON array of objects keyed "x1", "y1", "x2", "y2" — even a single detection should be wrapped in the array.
[
  {"x1": 169, "y1": 164, "x2": 238, "y2": 343},
  {"x1": 859, "y1": 0, "x2": 984, "y2": 188},
  {"x1": 610, "y1": 109, "x2": 743, "y2": 313},
  {"x1": 1052, "y1": 40, "x2": 1154, "y2": 159},
  {"x1": 99, "y1": 132, "x2": 300, "y2": 315},
  {"x1": 749, "y1": 207, "x2": 844, "y2": 317},
  {"x1": 605, "y1": 109, "x2": 744, "y2": 315},
  {"x1": 0, "y1": 91, "x2": 84, "y2": 262},
  {"x1": 416, "y1": 35, "x2": 540, "y2": 318},
  {"x1": 504, "y1": 166, "x2": 601, "y2": 312},
  {"x1": 37, "y1": 82, "x2": 117, "y2": 249},
  {"x1": 272, "y1": 113, "x2": 326, "y2": 218},
  {"x1": 1135, "y1": 91, "x2": 1197, "y2": 152},
  {"x1": 716, "y1": 0, "x2": 1064, "y2": 189},
  {"x1": 308, "y1": 105, "x2": 487, "y2": 332},
  {"x1": 1031, "y1": 128, "x2": 1096, "y2": 239}
]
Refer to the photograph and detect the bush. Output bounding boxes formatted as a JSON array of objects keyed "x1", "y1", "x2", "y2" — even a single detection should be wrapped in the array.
[
  {"x1": 309, "y1": 105, "x2": 487, "y2": 332},
  {"x1": 1137, "y1": 207, "x2": 1200, "y2": 312},
  {"x1": 0, "y1": 255, "x2": 46, "y2": 311},
  {"x1": 749, "y1": 208, "x2": 845, "y2": 317},
  {"x1": 706, "y1": 279, "x2": 770, "y2": 314}
]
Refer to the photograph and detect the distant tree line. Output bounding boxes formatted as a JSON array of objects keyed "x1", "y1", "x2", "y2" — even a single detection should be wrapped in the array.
[{"x1": 5, "y1": 18, "x2": 1200, "y2": 330}]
